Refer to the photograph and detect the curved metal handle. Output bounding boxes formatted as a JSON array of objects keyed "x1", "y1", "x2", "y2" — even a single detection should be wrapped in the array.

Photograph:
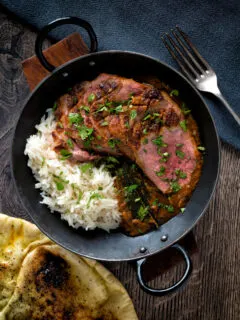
[
  {"x1": 35, "y1": 16, "x2": 98, "y2": 72},
  {"x1": 136, "y1": 244, "x2": 192, "y2": 296}
]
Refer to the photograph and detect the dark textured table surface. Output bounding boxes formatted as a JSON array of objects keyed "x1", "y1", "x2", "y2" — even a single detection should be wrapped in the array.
[{"x1": 0, "y1": 7, "x2": 239, "y2": 320}]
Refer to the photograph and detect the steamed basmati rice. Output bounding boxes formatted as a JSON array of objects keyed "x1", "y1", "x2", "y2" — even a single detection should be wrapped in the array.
[{"x1": 24, "y1": 109, "x2": 121, "y2": 231}]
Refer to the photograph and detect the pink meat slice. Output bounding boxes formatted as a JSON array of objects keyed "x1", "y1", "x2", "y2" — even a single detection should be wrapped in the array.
[{"x1": 137, "y1": 126, "x2": 200, "y2": 194}]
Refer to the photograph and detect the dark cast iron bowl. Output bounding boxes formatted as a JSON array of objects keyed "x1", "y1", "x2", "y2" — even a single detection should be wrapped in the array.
[{"x1": 11, "y1": 17, "x2": 220, "y2": 295}]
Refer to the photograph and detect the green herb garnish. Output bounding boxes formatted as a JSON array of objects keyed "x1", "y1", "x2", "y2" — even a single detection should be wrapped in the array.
[
  {"x1": 125, "y1": 121, "x2": 130, "y2": 128},
  {"x1": 130, "y1": 110, "x2": 137, "y2": 120},
  {"x1": 67, "y1": 138, "x2": 74, "y2": 149},
  {"x1": 115, "y1": 105, "x2": 123, "y2": 113},
  {"x1": 60, "y1": 149, "x2": 72, "y2": 160},
  {"x1": 124, "y1": 184, "x2": 139, "y2": 193},
  {"x1": 87, "y1": 192, "x2": 104, "y2": 207},
  {"x1": 176, "y1": 143, "x2": 183, "y2": 147},
  {"x1": 78, "y1": 125, "x2": 94, "y2": 140},
  {"x1": 96, "y1": 105, "x2": 108, "y2": 113},
  {"x1": 68, "y1": 113, "x2": 83, "y2": 125},
  {"x1": 156, "y1": 166, "x2": 166, "y2": 176},
  {"x1": 80, "y1": 163, "x2": 93, "y2": 173},
  {"x1": 175, "y1": 169, "x2": 187, "y2": 179},
  {"x1": 100, "y1": 121, "x2": 108, "y2": 126},
  {"x1": 143, "y1": 138, "x2": 148, "y2": 145},
  {"x1": 57, "y1": 121, "x2": 63, "y2": 128},
  {"x1": 55, "y1": 181, "x2": 64, "y2": 191},
  {"x1": 176, "y1": 150, "x2": 185, "y2": 159},
  {"x1": 181, "y1": 102, "x2": 191, "y2": 115},
  {"x1": 180, "y1": 207, "x2": 185, "y2": 213},
  {"x1": 165, "y1": 205, "x2": 174, "y2": 213},
  {"x1": 152, "y1": 136, "x2": 167, "y2": 147},
  {"x1": 143, "y1": 114, "x2": 151, "y2": 121},
  {"x1": 180, "y1": 120, "x2": 187, "y2": 132},
  {"x1": 197, "y1": 146, "x2": 206, "y2": 151},
  {"x1": 52, "y1": 102, "x2": 58, "y2": 111},
  {"x1": 88, "y1": 93, "x2": 95, "y2": 103},
  {"x1": 170, "y1": 89, "x2": 179, "y2": 97},
  {"x1": 106, "y1": 156, "x2": 120, "y2": 164},
  {"x1": 80, "y1": 105, "x2": 90, "y2": 113},
  {"x1": 137, "y1": 205, "x2": 149, "y2": 221},
  {"x1": 170, "y1": 181, "x2": 181, "y2": 193},
  {"x1": 143, "y1": 128, "x2": 148, "y2": 135},
  {"x1": 108, "y1": 138, "x2": 120, "y2": 149}
]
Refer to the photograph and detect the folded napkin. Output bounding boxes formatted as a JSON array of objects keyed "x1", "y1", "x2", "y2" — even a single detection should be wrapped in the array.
[{"x1": 1, "y1": 0, "x2": 240, "y2": 148}]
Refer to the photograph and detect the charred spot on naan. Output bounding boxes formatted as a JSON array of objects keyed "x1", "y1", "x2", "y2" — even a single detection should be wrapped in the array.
[{"x1": 35, "y1": 251, "x2": 69, "y2": 291}]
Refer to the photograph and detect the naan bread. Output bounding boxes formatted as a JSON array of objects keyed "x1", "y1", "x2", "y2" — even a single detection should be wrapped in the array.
[{"x1": 0, "y1": 214, "x2": 138, "y2": 320}]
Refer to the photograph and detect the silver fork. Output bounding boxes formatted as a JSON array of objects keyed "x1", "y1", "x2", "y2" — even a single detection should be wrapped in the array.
[{"x1": 161, "y1": 26, "x2": 240, "y2": 126}]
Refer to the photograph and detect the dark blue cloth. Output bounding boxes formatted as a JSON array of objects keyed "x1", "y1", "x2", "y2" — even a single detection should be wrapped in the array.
[{"x1": 2, "y1": 0, "x2": 240, "y2": 148}]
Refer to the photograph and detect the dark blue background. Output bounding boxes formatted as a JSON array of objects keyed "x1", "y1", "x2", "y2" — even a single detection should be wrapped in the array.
[{"x1": 1, "y1": 0, "x2": 240, "y2": 148}]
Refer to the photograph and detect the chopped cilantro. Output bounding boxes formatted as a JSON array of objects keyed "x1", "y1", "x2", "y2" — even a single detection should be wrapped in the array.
[
  {"x1": 96, "y1": 105, "x2": 108, "y2": 113},
  {"x1": 98, "y1": 186, "x2": 103, "y2": 190},
  {"x1": 130, "y1": 110, "x2": 137, "y2": 119},
  {"x1": 57, "y1": 121, "x2": 63, "y2": 128},
  {"x1": 124, "y1": 184, "x2": 139, "y2": 193},
  {"x1": 143, "y1": 138, "x2": 148, "y2": 145},
  {"x1": 137, "y1": 206, "x2": 149, "y2": 221},
  {"x1": 106, "y1": 156, "x2": 120, "y2": 164},
  {"x1": 180, "y1": 120, "x2": 187, "y2": 132},
  {"x1": 143, "y1": 149, "x2": 147, "y2": 153},
  {"x1": 100, "y1": 121, "x2": 108, "y2": 126},
  {"x1": 175, "y1": 169, "x2": 187, "y2": 179},
  {"x1": 180, "y1": 207, "x2": 185, "y2": 213},
  {"x1": 143, "y1": 128, "x2": 148, "y2": 135},
  {"x1": 135, "y1": 197, "x2": 141, "y2": 202},
  {"x1": 55, "y1": 181, "x2": 64, "y2": 191},
  {"x1": 152, "y1": 136, "x2": 167, "y2": 147},
  {"x1": 80, "y1": 163, "x2": 93, "y2": 173},
  {"x1": 80, "y1": 105, "x2": 90, "y2": 113},
  {"x1": 176, "y1": 143, "x2": 183, "y2": 147},
  {"x1": 170, "y1": 181, "x2": 181, "y2": 193},
  {"x1": 88, "y1": 93, "x2": 95, "y2": 102},
  {"x1": 156, "y1": 166, "x2": 166, "y2": 176},
  {"x1": 176, "y1": 150, "x2": 185, "y2": 159},
  {"x1": 68, "y1": 113, "x2": 83, "y2": 125},
  {"x1": 115, "y1": 105, "x2": 123, "y2": 113},
  {"x1": 78, "y1": 125, "x2": 94, "y2": 140},
  {"x1": 181, "y1": 102, "x2": 191, "y2": 115},
  {"x1": 143, "y1": 114, "x2": 151, "y2": 121},
  {"x1": 125, "y1": 121, "x2": 130, "y2": 128},
  {"x1": 170, "y1": 89, "x2": 179, "y2": 97},
  {"x1": 108, "y1": 138, "x2": 120, "y2": 149},
  {"x1": 165, "y1": 205, "x2": 174, "y2": 213},
  {"x1": 67, "y1": 138, "x2": 74, "y2": 149},
  {"x1": 77, "y1": 191, "x2": 83, "y2": 203},
  {"x1": 60, "y1": 149, "x2": 72, "y2": 160},
  {"x1": 87, "y1": 192, "x2": 104, "y2": 207},
  {"x1": 197, "y1": 146, "x2": 206, "y2": 151},
  {"x1": 52, "y1": 102, "x2": 58, "y2": 111}
]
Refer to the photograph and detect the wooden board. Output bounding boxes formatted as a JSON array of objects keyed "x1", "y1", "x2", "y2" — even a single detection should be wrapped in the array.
[
  {"x1": 1, "y1": 9, "x2": 240, "y2": 320},
  {"x1": 22, "y1": 32, "x2": 89, "y2": 91}
]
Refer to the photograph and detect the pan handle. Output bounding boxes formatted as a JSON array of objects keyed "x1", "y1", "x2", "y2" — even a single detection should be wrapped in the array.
[
  {"x1": 35, "y1": 17, "x2": 98, "y2": 72},
  {"x1": 136, "y1": 244, "x2": 192, "y2": 296}
]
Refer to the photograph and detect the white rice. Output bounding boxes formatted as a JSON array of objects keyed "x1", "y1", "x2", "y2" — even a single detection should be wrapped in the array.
[{"x1": 24, "y1": 109, "x2": 121, "y2": 232}]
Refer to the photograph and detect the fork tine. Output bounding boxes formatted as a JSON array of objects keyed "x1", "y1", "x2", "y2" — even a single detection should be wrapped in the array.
[
  {"x1": 165, "y1": 33, "x2": 199, "y2": 78},
  {"x1": 176, "y1": 26, "x2": 212, "y2": 71},
  {"x1": 161, "y1": 35, "x2": 195, "y2": 82},
  {"x1": 171, "y1": 29, "x2": 205, "y2": 74}
]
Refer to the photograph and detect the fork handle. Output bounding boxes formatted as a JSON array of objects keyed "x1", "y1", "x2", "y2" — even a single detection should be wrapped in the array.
[{"x1": 214, "y1": 91, "x2": 240, "y2": 126}]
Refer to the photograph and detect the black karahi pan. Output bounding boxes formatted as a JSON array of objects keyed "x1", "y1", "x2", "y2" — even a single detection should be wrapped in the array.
[{"x1": 11, "y1": 17, "x2": 220, "y2": 295}]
